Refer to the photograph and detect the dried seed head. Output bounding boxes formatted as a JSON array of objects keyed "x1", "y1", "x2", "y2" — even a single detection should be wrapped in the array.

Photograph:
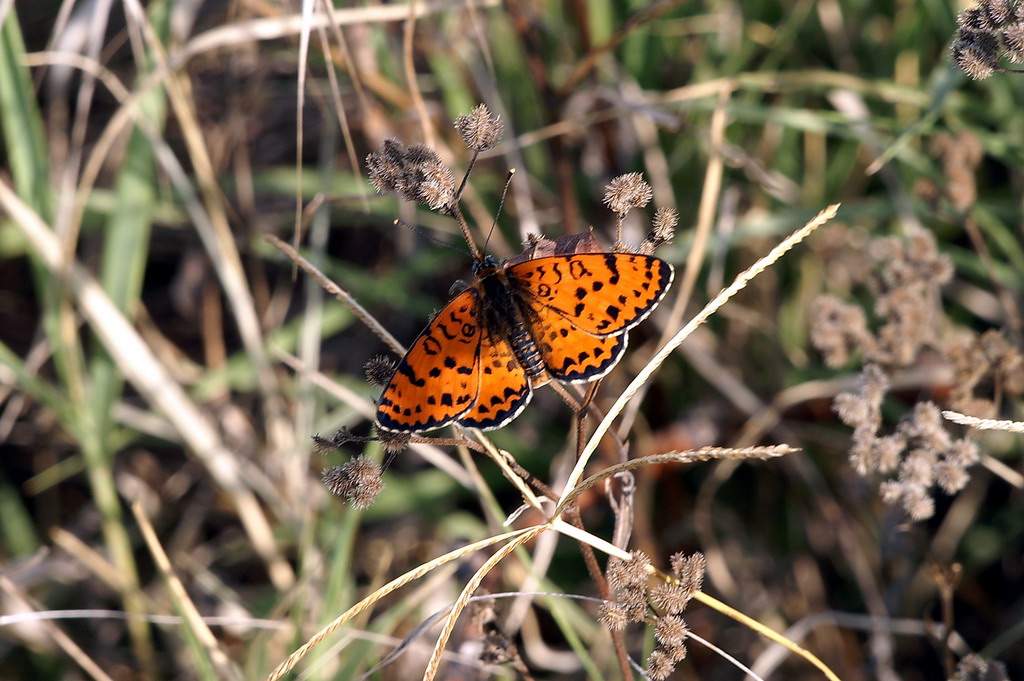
[
  {"x1": 900, "y1": 449, "x2": 937, "y2": 488},
  {"x1": 378, "y1": 430, "x2": 412, "y2": 456},
  {"x1": 946, "y1": 439, "x2": 980, "y2": 468},
  {"x1": 1002, "y1": 24, "x2": 1024, "y2": 61},
  {"x1": 646, "y1": 648, "x2": 677, "y2": 681},
  {"x1": 809, "y1": 295, "x2": 871, "y2": 368},
  {"x1": 834, "y1": 392, "x2": 869, "y2": 427},
  {"x1": 650, "y1": 206, "x2": 677, "y2": 242},
  {"x1": 936, "y1": 460, "x2": 971, "y2": 493},
  {"x1": 903, "y1": 485, "x2": 936, "y2": 520},
  {"x1": 454, "y1": 104, "x2": 504, "y2": 151},
  {"x1": 951, "y1": 30, "x2": 1001, "y2": 79},
  {"x1": 873, "y1": 434, "x2": 905, "y2": 474},
  {"x1": 405, "y1": 143, "x2": 441, "y2": 166},
  {"x1": 597, "y1": 601, "x2": 630, "y2": 631},
  {"x1": 366, "y1": 139, "x2": 406, "y2": 193},
  {"x1": 365, "y1": 355, "x2": 398, "y2": 387},
  {"x1": 322, "y1": 457, "x2": 384, "y2": 509},
  {"x1": 669, "y1": 552, "x2": 705, "y2": 598},
  {"x1": 985, "y1": 0, "x2": 1015, "y2": 25},
  {"x1": 418, "y1": 161, "x2": 457, "y2": 211},
  {"x1": 654, "y1": 614, "x2": 690, "y2": 653},
  {"x1": 958, "y1": 7, "x2": 994, "y2": 29},
  {"x1": 651, "y1": 581, "x2": 691, "y2": 614},
  {"x1": 604, "y1": 173, "x2": 653, "y2": 214},
  {"x1": 365, "y1": 140, "x2": 457, "y2": 212},
  {"x1": 639, "y1": 206, "x2": 678, "y2": 255}
]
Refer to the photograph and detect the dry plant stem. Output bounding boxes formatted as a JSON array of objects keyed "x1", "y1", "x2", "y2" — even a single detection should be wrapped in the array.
[
  {"x1": 264, "y1": 234, "x2": 405, "y2": 355},
  {"x1": 316, "y1": 0, "x2": 374, "y2": 121},
  {"x1": 404, "y1": 0, "x2": 434, "y2": 148},
  {"x1": 962, "y1": 216, "x2": 1023, "y2": 334},
  {"x1": 0, "y1": 576, "x2": 116, "y2": 681},
  {"x1": 313, "y1": 0, "x2": 367, "y2": 211},
  {"x1": 291, "y1": 0, "x2": 311, "y2": 255},
  {"x1": 471, "y1": 435, "x2": 546, "y2": 511},
  {"x1": 0, "y1": 179, "x2": 292, "y2": 591},
  {"x1": 132, "y1": 502, "x2": 243, "y2": 681},
  {"x1": 451, "y1": 201, "x2": 484, "y2": 260},
  {"x1": 174, "y1": 1, "x2": 503, "y2": 68},
  {"x1": 266, "y1": 528, "x2": 536, "y2": 681},
  {"x1": 694, "y1": 591, "x2": 842, "y2": 681},
  {"x1": 559, "y1": 205, "x2": 840, "y2": 509},
  {"x1": 563, "y1": 507, "x2": 634, "y2": 681},
  {"x1": 557, "y1": 446, "x2": 796, "y2": 514},
  {"x1": 423, "y1": 526, "x2": 547, "y2": 681}
]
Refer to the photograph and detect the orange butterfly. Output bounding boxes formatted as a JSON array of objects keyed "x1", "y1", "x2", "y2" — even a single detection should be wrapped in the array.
[{"x1": 375, "y1": 249, "x2": 674, "y2": 432}]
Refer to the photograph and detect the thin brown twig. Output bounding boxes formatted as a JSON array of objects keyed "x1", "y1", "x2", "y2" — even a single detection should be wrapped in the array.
[{"x1": 264, "y1": 233, "x2": 405, "y2": 356}]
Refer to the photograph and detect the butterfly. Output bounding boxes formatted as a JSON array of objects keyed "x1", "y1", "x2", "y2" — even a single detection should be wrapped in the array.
[{"x1": 375, "y1": 249, "x2": 674, "y2": 433}]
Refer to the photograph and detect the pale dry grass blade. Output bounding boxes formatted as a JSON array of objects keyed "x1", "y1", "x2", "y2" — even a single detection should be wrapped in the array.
[
  {"x1": 422, "y1": 526, "x2": 546, "y2": 681},
  {"x1": 132, "y1": 502, "x2": 243, "y2": 681},
  {"x1": 267, "y1": 528, "x2": 536, "y2": 681},
  {"x1": 173, "y1": 0, "x2": 501, "y2": 70},
  {"x1": 942, "y1": 410, "x2": 1024, "y2": 434},
  {"x1": 0, "y1": 178, "x2": 294, "y2": 591}
]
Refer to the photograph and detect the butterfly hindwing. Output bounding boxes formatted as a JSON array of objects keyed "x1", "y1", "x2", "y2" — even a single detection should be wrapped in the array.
[
  {"x1": 375, "y1": 289, "x2": 482, "y2": 432},
  {"x1": 507, "y1": 253, "x2": 673, "y2": 336},
  {"x1": 456, "y1": 328, "x2": 532, "y2": 430},
  {"x1": 523, "y1": 303, "x2": 628, "y2": 382}
]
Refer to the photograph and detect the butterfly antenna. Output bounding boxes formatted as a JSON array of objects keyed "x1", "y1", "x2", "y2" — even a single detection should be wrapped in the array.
[
  {"x1": 482, "y1": 168, "x2": 516, "y2": 254},
  {"x1": 393, "y1": 219, "x2": 472, "y2": 256}
]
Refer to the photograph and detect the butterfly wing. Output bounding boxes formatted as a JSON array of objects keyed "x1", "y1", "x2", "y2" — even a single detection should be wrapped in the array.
[
  {"x1": 376, "y1": 289, "x2": 482, "y2": 432},
  {"x1": 507, "y1": 253, "x2": 674, "y2": 336},
  {"x1": 523, "y1": 304, "x2": 628, "y2": 382},
  {"x1": 457, "y1": 327, "x2": 533, "y2": 430}
]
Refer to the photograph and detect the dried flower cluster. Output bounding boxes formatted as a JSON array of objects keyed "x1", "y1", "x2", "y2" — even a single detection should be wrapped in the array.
[
  {"x1": 366, "y1": 139, "x2": 457, "y2": 212},
  {"x1": 322, "y1": 457, "x2": 383, "y2": 509},
  {"x1": 951, "y1": 0, "x2": 1024, "y2": 79},
  {"x1": 453, "y1": 103, "x2": 503, "y2": 152},
  {"x1": 835, "y1": 366, "x2": 980, "y2": 520},
  {"x1": 598, "y1": 550, "x2": 704, "y2": 680},
  {"x1": 604, "y1": 172, "x2": 653, "y2": 215},
  {"x1": 810, "y1": 230, "x2": 952, "y2": 368},
  {"x1": 930, "y1": 132, "x2": 985, "y2": 213},
  {"x1": 640, "y1": 206, "x2": 679, "y2": 256},
  {"x1": 601, "y1": 173, "x2": 677, "y2": 254},
  {"x1": 811, "y1": 229, "x2": 1022, "y2": 520}
]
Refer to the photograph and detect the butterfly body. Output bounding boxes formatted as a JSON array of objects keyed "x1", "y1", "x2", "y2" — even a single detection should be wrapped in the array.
[{"x1": 375, "y1": 252, "x2": 673, "y2": 433}]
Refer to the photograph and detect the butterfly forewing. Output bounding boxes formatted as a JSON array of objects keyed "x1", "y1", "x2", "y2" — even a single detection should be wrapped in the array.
[
  {"x1": 507, "y1": 253, "x2": 673, "y2": 337},
  {"x1": 375, "y1": 289, "x2": 482, "y2": 432}
]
